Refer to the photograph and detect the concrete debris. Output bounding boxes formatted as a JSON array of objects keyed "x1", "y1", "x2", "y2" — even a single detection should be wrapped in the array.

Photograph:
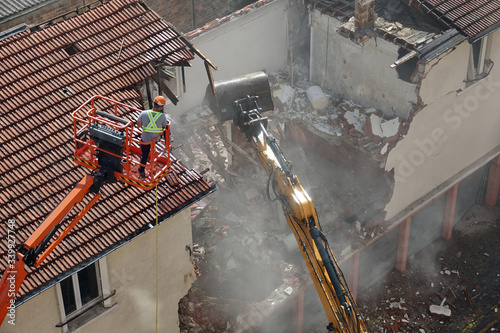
[
  {"x1": 381, "y1": 117, "x2": 400, "y2": 137},
  {"x1": 344, "y1": 108, "x2": 366, "y2": 133},
  {"x1": 369, "y1": 114, "x2": 401, "y2": 139},
  {"x1": 275, "y1": 84, "x2": 295, "y2": 105},
  {"x1": 381, "y1": 142, "x2": 389, "y2": 155},
  {"x1": 244, "y1": 188, "x2": 260, "y2": 201},
  {"x1": 358, "y1": 205, "x2": 500, "y2": 333},
  {"x1": 177, "y1": 52, "x2": 499, "y2": 332},
  {"x1": 306, "y1": 85, "x2": 329, "y2": 110},
  {"x1": 429, "y1": 299, "x2": 452, "y2": 317}
]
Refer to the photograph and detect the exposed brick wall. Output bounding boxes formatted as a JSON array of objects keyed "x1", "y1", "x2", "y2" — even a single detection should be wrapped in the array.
[
  {"x1": 0, "y1": 0, "x2": 87, "y2": 32},
  {"x1": 145, "y1": 0, "x2": 192, "y2": 32},
  {"x1": 0, "y1": 0, "x2": 259, "y2": 36},
  {"x1": 145, "y1": 0, "x2": 257, "y2": 33}
]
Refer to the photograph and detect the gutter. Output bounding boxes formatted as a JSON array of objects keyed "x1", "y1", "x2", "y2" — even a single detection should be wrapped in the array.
[{"x1": 469, "y1": 22, "x2": 500, "y2": 44}]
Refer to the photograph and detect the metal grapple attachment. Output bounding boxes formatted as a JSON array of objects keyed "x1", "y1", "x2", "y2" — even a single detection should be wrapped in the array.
[{"x1": 204, "y1": 71, "x2": 274, "y2": 123}]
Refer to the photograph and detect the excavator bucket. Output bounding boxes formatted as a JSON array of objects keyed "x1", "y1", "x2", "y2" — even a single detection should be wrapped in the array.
[{"x1": 204, "y1": 71, "x2": 274, "y2": 122}]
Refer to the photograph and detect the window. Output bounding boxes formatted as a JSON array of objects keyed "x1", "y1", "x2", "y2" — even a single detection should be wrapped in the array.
[
  {"x1": 56, "y1": 258, "x2": 114, "y2": 332},
  {"x1": 466, "y1": 36, "x2": 493, "y2": 86},
  {"x1": 141, "y1": 65, "x2": 182, "y2": 109}
]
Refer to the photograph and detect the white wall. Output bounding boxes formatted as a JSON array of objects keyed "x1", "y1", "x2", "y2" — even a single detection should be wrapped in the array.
[
  {"x1": 1, "y1": 209, "x2": 196, "y2": 333},
  {"x1": 166, "y1": 0, "x2": 289, "y2": 117},
  {"x1": 309, "y1": 10, "x2": 417, "y2": 118},
  {"x1": 385, "y1": 31, "x2": 500, "y2": 219}
]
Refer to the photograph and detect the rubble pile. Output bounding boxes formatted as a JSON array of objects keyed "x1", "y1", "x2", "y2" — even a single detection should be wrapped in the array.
[
  {"x1": 357, "y1": 205, "x2": 500, "y2": 333},
  {"x1": 179, "y1": 287, "x2": 235, "y2": 333},
  {"x1": 267, "y1": 63, "x2": 410, "y2": 168},
  {"x1": 176, "y1": 61, "x2": 499, "y2": 332}
]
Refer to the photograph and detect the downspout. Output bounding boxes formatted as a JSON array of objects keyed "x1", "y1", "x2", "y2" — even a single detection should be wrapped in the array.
[
  {"x1": 308, "y1": 5, "x2": 313, "y2": 82},
  {"x1": 192, "y1": 0, "x2": 196, "y2": 29}
]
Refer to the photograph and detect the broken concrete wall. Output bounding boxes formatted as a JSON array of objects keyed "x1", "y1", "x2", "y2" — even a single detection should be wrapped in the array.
[
  {"x1": 169, "y1": 0, "x2": 289, "y2": 116},
  {"x1": 309, "y1": 9, "x2": 417, "y2": 118},
  {"x1": 385, "y1": 30, "x2": 500, "y2": 220}
]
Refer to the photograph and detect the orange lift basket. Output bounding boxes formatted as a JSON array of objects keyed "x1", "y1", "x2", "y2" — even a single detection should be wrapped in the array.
[{"x1": 72, "y1": 95, "x2": 171, "y2": 190}]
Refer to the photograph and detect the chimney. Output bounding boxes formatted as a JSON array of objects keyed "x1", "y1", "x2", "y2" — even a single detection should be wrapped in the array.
[{"x1": 355, "y1": 0, "x2": 375, "y2": 35}]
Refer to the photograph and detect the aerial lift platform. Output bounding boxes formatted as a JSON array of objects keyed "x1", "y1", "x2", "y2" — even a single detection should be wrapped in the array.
[{"x1": 0, "y1": 96, "x2": 172, "y2": 324}]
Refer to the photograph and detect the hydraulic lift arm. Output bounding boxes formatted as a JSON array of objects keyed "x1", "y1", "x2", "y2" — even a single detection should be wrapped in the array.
[
  {"x1": 0, "y1": 175, "x2": 100, "y2": 323},
  {"x1": 205, "y1": 72, "x2": 367, "y2": 332}
]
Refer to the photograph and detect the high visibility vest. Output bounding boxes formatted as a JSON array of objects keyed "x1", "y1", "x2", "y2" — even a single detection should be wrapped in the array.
[{"x1": 143, "y1": 111, "x2": 163, "y2": 133}]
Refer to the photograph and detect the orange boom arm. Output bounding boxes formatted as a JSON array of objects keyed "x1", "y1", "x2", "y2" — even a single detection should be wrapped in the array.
[{"x1": 0, "y1": 175, "x2": 99, "y2": 323}]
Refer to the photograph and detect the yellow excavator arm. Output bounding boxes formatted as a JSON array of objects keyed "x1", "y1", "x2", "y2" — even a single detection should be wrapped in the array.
[{"x1": 205, "y1": 72, "x2": 367, "y2": 332}]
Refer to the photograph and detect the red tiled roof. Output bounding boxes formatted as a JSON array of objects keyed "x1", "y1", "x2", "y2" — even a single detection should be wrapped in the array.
[
  {"x1": 421, "y1": 0, "x2": 500, "y2": 39},
  {"x1": 0, "y1": 0, "x2": 213, "y2": 300}
]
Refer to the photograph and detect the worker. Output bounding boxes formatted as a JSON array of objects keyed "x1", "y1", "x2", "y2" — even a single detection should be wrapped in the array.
[{"x1": 136, "y1": 96, "x2": 169, "y2": 178}]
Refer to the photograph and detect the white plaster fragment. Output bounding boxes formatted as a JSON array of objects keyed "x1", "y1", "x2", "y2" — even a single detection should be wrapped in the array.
[
  {"x1": 370, "y1": 114, "x2": 383, "y2": 137},
  {"x1": 429, "y1": 304, "x2": 451, "y2": 317},
  {"x1": 344, "y1": 110, "x2": 366, "y2": 133},
  {"x1": 284, "y1": 286, "x2": 293, "y2": 295},
  {"x1": 381, "y1": 117, "x2": 400, "y2": 137},
  {"x1": 381, "y1": 142, "x2": 389, "y2": 155},
  {"x1": 281, "y1": 84, "x2": 295, "y2": 105}
]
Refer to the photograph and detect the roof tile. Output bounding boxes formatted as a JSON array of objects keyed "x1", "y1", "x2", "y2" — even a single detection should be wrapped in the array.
[
  {"x1": 0, "y1": 0, "x2": 213, "y2": 301},
  {"x1": 423, "y1": 0, "x2": 500, "y2": 39}
]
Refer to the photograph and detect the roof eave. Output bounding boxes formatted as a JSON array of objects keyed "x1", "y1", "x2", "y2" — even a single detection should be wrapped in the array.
[
  {"x1": 15, "y1": 183, "x2": 217, "y2": 307},
  {"x1": 469, "y1": 23, "x2": 500, "y2": 44},
  {"x1": 417, "y1": 28, "x2": 467, "y2": 63}
]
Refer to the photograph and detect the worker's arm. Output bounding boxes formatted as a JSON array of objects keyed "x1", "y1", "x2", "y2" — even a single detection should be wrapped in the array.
[
  {"x1": 136, "y1": 111, "x2": 144, "y2": 128},
  {"x1": 0, "y1": 175, "x2": 100, "y2": 325}
]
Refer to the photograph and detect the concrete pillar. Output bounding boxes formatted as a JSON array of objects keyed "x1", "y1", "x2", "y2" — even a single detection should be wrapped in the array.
[
  {"x1": 396, "y1": 217, "x2": 411, "y2": 272},
  {"x1": 348, "y1": 251, "x2": 360, "y2": 300},
  {"x1": 292, "y1": 287, "x2": 305, "y2": 333},
  {"x1": 485, "y1": 155, "x2": 500, "y2": 207},
  {"x1": 442, "y1": 184, "x2": 459, "y2": 240},
  {"x1": 354, "y1": 0, "x2": 375, "y2": 35}
]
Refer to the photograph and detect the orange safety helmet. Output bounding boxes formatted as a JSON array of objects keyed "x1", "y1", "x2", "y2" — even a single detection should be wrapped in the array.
[{"x1": 154, "y1": 96, "x2": 167, "y2": 106}]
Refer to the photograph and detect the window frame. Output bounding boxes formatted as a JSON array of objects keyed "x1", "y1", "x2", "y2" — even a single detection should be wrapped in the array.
[
  {"x1": 55, "y1": 257, "x2": 113, "y2": 332},
  {"x1": 465, "y1": 35, "x2": 493, "y2": 86}
]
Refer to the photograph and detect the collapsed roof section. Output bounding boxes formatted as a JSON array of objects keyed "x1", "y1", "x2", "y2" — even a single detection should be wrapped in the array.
[
  {"x1": 313, "y1": 0, "x2": 499, "y2": 65},
  {"x1": 0, "y1": 0, "x2": 215, "y2": 303}
]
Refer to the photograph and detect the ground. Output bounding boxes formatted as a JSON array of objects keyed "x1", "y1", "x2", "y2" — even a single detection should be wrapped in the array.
[
  {"x1": 358, "y1": 204, "x2": 500, "y2": 333},
  {"x1": 179, "y1": 192, "x2": 500, "y2": 332}
]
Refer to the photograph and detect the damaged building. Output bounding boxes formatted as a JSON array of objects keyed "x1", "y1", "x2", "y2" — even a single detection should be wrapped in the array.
[
  {"x1": 174, "y1": 0, "x2": 500, "y2": 331},
  {"x1": 0, "y1": 0, "x2": 499, "y2": 332},
  {"x1": 0, "y1": 0, "x2": 217, "y2": 332}
]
